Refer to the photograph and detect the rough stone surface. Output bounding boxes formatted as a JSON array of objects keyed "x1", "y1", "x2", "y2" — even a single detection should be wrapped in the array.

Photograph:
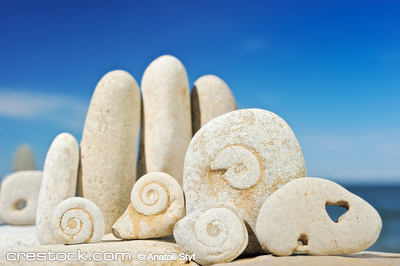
[
  {"x1": 0, "y1": 225, "x2": 39, "y2": 250},
  {"x1": 13, "y1": 144, "x2": 36, "y2": 172},
  {"x1": 216, "y1": 252, "x2": 400, "y2": 266},
  {"x1": 256, "y1": 177, "x2": 382, "y2": 256},
  {"x1": 78, "y1": 70, "x2": 141, "y2": 234},
  {"x1": 137, "y1": 55, "x2": 192, "y2": 185},
  {"x1": 36, "y1": 133, "x2": 79, "y2": 245},
  {"x1": 174, "y1": 206, "x2": 248, "y2": 265},
  {"x1": 183, "y1": 108, "x2": 306, "y2": 255},
  {"x1": 191, "y1": 75, "x2": 237, "y2": 135},
  {"x1": 52, "y1": 197, "x2": 105, "y2": 244},
  {"x1": 112, "y1": 172, "x2": 184, "y2": 239},
  {"x1": 0, "y1": 239, "x2": 198, "y2": 265},
  {"x1": 0, "y1": 171, "x2": 42, "y2": 225}
]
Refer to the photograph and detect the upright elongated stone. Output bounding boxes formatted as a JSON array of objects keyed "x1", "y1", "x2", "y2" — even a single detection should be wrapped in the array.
[
  {"x1": 79, "y1": 70, "x2": 141, "y2": 233},
  {"x1": 0, "y1": 171, "x2": 42, "y2": 225},
  {"x1": 36, "y1": 133, "x2": 79, "y2": 245},
  {"x1": 13, "y1": 144, "x2": 36, "y2": 172},
  {"x1": 137, "y1": 55, "x2": 192, "y2": 185},
  {"x1": 191, "y1": 75, "x2": 237, "y2": 135},
  {"x1": 183, "y1": 108, "x2": 306, "y2": 255},
  {"x1": 256, "y1": 177, "x2": 382, "y2": 256}
]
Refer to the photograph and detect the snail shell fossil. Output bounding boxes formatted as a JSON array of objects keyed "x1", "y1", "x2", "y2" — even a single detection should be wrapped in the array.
[
  {"x1": 174, "y1": 206, "x2": 248, "y2": 265},
  {"x1": 52, "y1": 197, "x2": 104, "y2": 244},
  {"x1": 211, "y1": 145, "x2": 260, "y2": 189},
  {"x1": 112, "y1": 172, "x2": 185, "y2": 239}
]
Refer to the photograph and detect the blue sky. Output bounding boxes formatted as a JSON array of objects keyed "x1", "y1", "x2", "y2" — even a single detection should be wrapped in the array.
[{"x1": 1, "y1": 1, "x2": 399, "y2": 184}]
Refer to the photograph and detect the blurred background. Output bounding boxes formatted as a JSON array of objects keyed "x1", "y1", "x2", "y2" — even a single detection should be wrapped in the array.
[{"x1": 0, "y1": 0, "x2": 399, "y2": 253}]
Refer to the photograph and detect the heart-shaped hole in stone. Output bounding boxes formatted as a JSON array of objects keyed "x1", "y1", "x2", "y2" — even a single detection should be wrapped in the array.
[
  {"x1": 326, "y1": 200, "x2": 349, "y2": 223},
  {"x1": 13, "y1": 199, "x2": 27, "y2": 210}
]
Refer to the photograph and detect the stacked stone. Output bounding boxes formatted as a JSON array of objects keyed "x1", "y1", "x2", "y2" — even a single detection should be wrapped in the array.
[
  {"x1": 78, "y1": 70, "x2": 141, "y2": 234},
  {"x1": 36, "y1": 133, "x2": 79, "y2": 245},
  {"x1": 0, "y1": 55, "x2": 384, "y2": 266}
]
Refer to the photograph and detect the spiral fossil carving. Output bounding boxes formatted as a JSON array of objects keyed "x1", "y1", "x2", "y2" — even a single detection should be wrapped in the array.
[
  {"x1": 211, "y1": 145, "x2": 260, "y2": 189},
  {"x1": 112, "y1": 172, "x2": 184, "y2": 239},
  {"x1": 174, "y1": 207, "x2": 248, "y2": 265},
  {"x1": 52, "y1": 197, "x2": 104, "y2": 244}
]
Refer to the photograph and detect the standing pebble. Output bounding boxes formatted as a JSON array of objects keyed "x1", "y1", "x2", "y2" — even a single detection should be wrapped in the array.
[
  {"x1": 112, "y1": 172, "x2": 184, "y2": 239},
  {"x1": 183, "y1": 108, "x2": 306, "y2": 255},
  {"x1": 256, "y1": 177, "x2": 382, "y2": 256},
  {"x1": 52, "y1": 197, "x2": 104, "y2": 244},
  {"x1": 137, "y1": 55, "x2": 192, "y2": 185},
  {"x1": 36, "y1": 133, "x2": 79, "y2": 245},
  {"x1": 0, "y1": 171, "x2": 42, "y2": 225},
  {"x1": 191, "y1": 75, "x2": 237, "y2": 135},
  {"x1": 13, "y1": 144, "x2": 36, "y2": 172},
  {"x1": 174, "y1": 206, "x2": 248, "y2": 265},
  {"x1": 78, "y1": 70, "x2": 141, "y2": 233}
]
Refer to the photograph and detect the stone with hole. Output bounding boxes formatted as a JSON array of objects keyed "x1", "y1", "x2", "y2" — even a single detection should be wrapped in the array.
[
  {"x1": 256, "y1": 177, "x2": 382, "y2": 256},
  {"x1": 13, "y1": 144, "x2": 36, "y2": 172},
  {"x1": 174, "y1": 206, "x2": 248, "y2": 265},
  {"x1": 184, "y1": 108, "x2": 306, "y2": 255},
  {"x1": 191, "y1": 74, "x2": 237, "y2": 135},
  {"x1": 0, "y1": 171, "x2": 42, "y2": 225},
  {"x1": 112, "y1": 172, "x2": 184, "y2": 239},
  {"x1": 78, "y1": 70, "x2": 141, "y2": 234},
  {"x1": 36, "y1": 133, "x2": 79, "y2": 245},
  {"x1": 137, "y1": 55, "x2": 191, "y2": 185},
  {"x1": 52, "y1": 197, "x2": 104, "y2": 244}
]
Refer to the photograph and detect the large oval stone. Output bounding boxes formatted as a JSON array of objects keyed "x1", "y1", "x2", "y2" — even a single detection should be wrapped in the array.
[
  {"x1": 78, "y1": 70, "x2": 141, "y2": 233},
  {"x1": 137, "y1": 55, "x2": 192, "y2": 185},
  {"x1": 36, "y1": 132, "x2": 79, "y2": 245},
  {"x1": 183, "y1": 108, "x2": 306, "y2": 255},
  {"x1": 256, "y1": 177, "x2": 382, "y2": 256}
]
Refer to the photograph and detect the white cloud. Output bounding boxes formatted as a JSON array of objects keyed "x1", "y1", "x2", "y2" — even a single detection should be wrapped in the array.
[
  {"x1": 0, "y1": 89, "x2": 89, "y2": 131},
  {"x1": 243, "y1": 37, "x2": 264, "y2": 54}
]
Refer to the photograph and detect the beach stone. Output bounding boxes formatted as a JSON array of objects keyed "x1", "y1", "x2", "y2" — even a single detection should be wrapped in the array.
[
  {"x1": 36, "y1": 133, "x2": 79, "y2": 245},
  {"x1": 13, "y1": 144, "x2": 36, "y2": 172},
  {"x1": 137, "y1": 55, "x2": 192, "y2": 185},
  {"x1": 184, "y1": 108, "x2": 306, "y2": 255},
  {"x1": 78, "y1": 70, "x2": 141, "y2": 233},
  {"x1": 0, "y1": 171, "x2": 42, "y2": 225},
  {"x1": 256, "y1": 177, "x2": 382, "y2": 256},
  {"x1": 174, "y1": 206, "x2": 248, "y2": 265},
  {"x1": 52, "y1": 197, "x2": 104, "y2": 244},
  {"x1": 112, "y1": 172, "x2": 184, "y2": 239},
  {"x1": 191, "y1": 75, "x2": 237, "y2": 135}
]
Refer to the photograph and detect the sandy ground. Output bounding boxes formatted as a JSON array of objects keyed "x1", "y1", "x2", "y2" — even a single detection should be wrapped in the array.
[{"x1": 0, "y1": 224, "x2": 39, "y2": 250}]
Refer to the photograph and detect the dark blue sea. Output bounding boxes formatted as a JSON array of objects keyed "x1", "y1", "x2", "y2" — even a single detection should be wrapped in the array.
[{"x1": 327, "y1": 185, "x2": 400, "y2": 253}]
